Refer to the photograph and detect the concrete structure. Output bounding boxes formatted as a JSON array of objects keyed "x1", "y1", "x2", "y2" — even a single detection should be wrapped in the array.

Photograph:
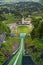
[{"x1": 22, "y1": 18, "x2": 31, "y2": 24}]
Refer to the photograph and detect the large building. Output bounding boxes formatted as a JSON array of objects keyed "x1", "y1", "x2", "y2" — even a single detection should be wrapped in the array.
[{"x1": 22, "y1": 18, "x2": 31, "y2": 24}]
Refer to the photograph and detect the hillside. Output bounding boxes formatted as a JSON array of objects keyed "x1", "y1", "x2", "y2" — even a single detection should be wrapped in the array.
[{"x1": 0, "y1": 2, "x2": 43, "y2": 15}]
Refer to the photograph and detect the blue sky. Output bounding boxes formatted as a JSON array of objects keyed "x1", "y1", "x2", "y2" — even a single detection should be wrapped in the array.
[{"x1": 0, "y1": 0, "x2": 39, "y2": 3}]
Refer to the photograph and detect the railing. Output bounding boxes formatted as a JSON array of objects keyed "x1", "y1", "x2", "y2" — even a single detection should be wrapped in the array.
[
  {"x1": 3, "y1": 47, "x2": 19, "y2": 65},
  {"x1": 3, "y1": 33, "x2": 26, "y2": 65}
]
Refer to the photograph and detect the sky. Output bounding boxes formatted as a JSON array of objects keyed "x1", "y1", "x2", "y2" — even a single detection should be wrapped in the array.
[{"x1": 0, "y1": 0, "x2": 39, "y2": 3}]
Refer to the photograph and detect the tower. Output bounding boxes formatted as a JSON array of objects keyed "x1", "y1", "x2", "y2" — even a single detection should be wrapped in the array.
[{"x1": 22, "y1": 18, "x2": 24, "y2": 24}]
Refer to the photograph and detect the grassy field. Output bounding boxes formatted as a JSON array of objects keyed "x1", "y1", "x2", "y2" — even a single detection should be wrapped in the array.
[
  {"x1": 2, "y1": 14, "x2": 21, "y2": 24},
  {"x1": 2, "y1": 14, "x2": 15, "y2": 24},
  {"x1": 17, "y1": 26, "x2": 32, "y2": 34}
]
